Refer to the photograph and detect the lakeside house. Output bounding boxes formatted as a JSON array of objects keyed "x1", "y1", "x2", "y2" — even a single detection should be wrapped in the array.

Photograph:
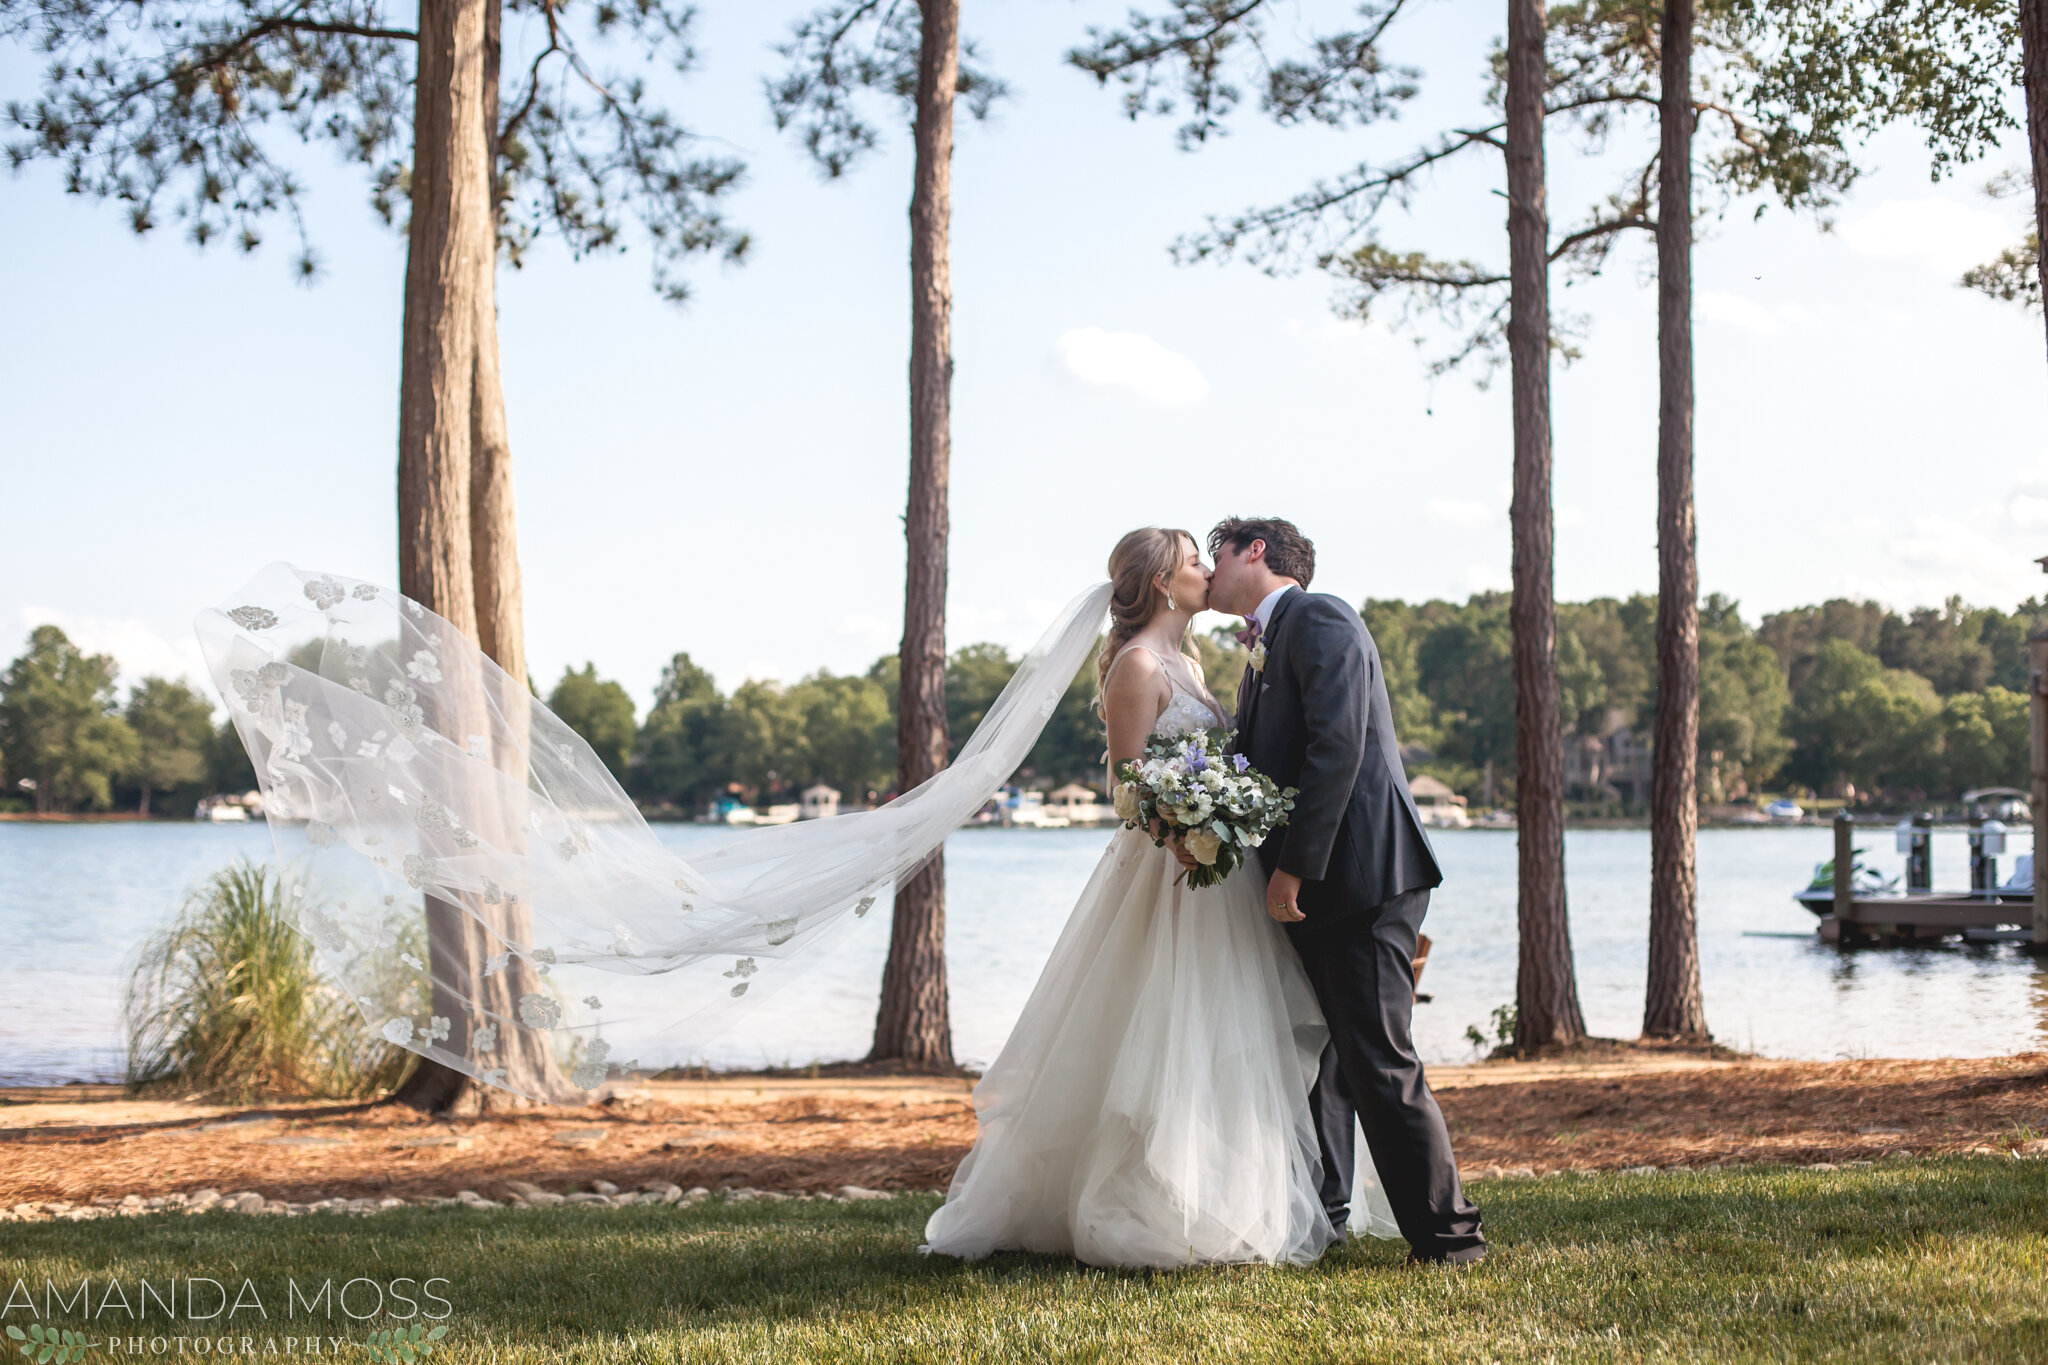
[
  {"x1": 800, "y1": 784, "x2": 842, "y2": 820},
  {"x1": 1409, "y1": 775, "x2": 1471, "y2": 829},
  {"x1": 1565, "y1": 724, "x2": 1654, "y2": 804},
  {"x1": 1046, "y1": 783, "x2": 1116, "y2": 826}
]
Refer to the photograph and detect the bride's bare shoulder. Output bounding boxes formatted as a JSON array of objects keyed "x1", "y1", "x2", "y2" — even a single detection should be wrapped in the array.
[{"x1": 1101, "y1": 643, "x2": 1166, "y2": 701}]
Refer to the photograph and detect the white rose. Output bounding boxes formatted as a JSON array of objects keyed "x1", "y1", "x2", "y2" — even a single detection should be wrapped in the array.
[
  {"x1": 1113, "y1": 782, "x2": 1142, "y2": 823},
  {"x1": 1201, "y1": 769, "x2": 1223, "y2": 790},
  {"x1": 1185, "y1": 828, "x2": 1222, "y2": 865}
]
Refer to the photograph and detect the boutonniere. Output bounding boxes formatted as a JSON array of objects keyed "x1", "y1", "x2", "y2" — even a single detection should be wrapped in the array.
[{"x1": 1248, "y1": 642, "x2": 1268, "y2": 674}]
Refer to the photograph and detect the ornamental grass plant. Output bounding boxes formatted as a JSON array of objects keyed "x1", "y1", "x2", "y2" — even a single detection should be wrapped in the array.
[{"x1": 124, "y1": 861, "x2": 414, "y2": 1102}]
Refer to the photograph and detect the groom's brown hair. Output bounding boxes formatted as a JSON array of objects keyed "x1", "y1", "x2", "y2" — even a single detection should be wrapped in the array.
[{"x1": 1209, "y1": 518, "x2": 1315, "y2": 588}]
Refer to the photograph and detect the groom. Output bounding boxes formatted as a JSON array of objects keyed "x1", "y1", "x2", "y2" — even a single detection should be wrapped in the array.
[{"x1": 1204, "y1": 517, "x2": 1486, "y2": 1266}]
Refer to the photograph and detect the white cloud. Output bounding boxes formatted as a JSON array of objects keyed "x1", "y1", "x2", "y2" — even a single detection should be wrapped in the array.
[
  {"x1": 16, "y1": 607, "x2": 211, "y2": 695},
  {"x1": 1876, "y1": 517, "x2": 2042, "y2": 605},
  {"x1": 1839, "y1": 198, "x2": 2017, "y2": 278},
  {"x1": 1697, "y1": 291, "x2": 1784, "y2": 334},
  {"x1": 1427, "y1": 498, "x2": 1495, "y2": 527},
  {"x1": 1464, "y1": 564, "x2": 1511, "y2": 593},
  {"x1": 1055, "y1": 327, "x2": 1210, "y2": 406},
  {"x1": 2010, "y1": 494, "x2": 2048, "y2": 530}
]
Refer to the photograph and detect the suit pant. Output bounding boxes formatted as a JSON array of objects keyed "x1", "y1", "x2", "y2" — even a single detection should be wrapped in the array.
[{"x1": 1290, "y1": 888, "x2": 1485, "y2": 1263}]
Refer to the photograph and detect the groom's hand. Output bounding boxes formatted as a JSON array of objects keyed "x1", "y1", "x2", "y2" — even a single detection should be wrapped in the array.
[
  {"x1": 1265, "y1": 869, "x2": 1305, "y2": 923},
  {"x1": 1147, "y1": 818, "x2": 1199, "y2": 868}
]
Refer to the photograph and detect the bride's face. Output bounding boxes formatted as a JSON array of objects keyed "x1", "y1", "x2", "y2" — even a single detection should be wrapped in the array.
[{"x1": 1156, "y1": 535, "x2": 1212, "y2": 617}]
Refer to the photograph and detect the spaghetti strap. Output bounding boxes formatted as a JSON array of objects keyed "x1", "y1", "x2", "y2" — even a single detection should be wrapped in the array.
[{"x1": 1104, "y1": 642, "x2": 1166, "y2": 686}]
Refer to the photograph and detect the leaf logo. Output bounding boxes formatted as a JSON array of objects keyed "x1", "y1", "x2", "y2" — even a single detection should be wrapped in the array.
[
  {"x1": 361, "y1": 1322, "x2": 449, "y2": 1363},
  {"x1": 7, "y1": 1324, "x2": 96, "y2": 1364}
]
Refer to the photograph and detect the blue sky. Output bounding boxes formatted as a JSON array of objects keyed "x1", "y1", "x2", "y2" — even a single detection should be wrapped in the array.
[{"x1": 4, "y1": 1, "x2": 2043, "y2": 714}]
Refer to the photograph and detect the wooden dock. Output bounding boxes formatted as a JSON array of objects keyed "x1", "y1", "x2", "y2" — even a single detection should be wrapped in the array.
[
  {"x1": 1811, "y1": 895, "x2": 2034, "y2": 944},
  {"x1": 1814, "y1": 812, "x2": 2041, "y2": 945}
]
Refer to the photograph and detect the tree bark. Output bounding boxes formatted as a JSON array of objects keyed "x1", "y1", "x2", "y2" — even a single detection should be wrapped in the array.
[
  {"x1": 469, "y1": 253, "x2": 522, "y2": 676},
  {"x1": 2023, "y1": 0, "x2": 2048, "y2": 355},
  {"x1": 869, "y1": 0, "x2": 959, "y2": 1069},
  {"x1": 1644, "y1": 0, "x2": 1709, "y2": 1042},
  {"x1": 388, "y1": 0, "x2": 572, "y2": 1112},
  {"x1": 1505, "y1": 0, "x2": 1587, "y2": 1053},
  {"x1": 470, "y1": 0, "x2": 522, "y2": 686}
]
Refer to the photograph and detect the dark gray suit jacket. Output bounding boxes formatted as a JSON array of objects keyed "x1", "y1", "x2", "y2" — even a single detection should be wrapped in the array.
[{"x1": 1237, "y1": 587, "x2": 1442, "y2": 924}]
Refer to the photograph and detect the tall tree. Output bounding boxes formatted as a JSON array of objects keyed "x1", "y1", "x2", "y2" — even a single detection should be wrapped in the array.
[
  {"x1": 1645, "y1": 0, "x2": 1704, "y2": 1040},
  {"x1": 547, "y1": 663, "x2": 638, "y2": 781},
  {"x1": 1503, "y1": 0, "x2": 1587, "y2": 1049},
  {"x1": 1542, "y1": 0, "x2": 1853, "y2": 1040},
  {"x1": 769, "y1": 0, "x2": 1004, "y2": 1068},
  {"x1": 125, "y1": 677, "x2": 215, "y2": 816},
  {"x1": 0, "y1": 627, "x2": 138, "y2": 814}
]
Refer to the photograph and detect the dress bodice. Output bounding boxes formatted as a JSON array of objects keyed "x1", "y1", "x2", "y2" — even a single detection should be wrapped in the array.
[{"x1": 1153, "y1": 687, "x2": 1228, "y2": 739}]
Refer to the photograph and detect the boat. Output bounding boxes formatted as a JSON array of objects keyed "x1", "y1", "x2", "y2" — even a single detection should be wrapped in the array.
[{"x1": 1764, "y1": 798, "x2": 1804, "y2": 823}]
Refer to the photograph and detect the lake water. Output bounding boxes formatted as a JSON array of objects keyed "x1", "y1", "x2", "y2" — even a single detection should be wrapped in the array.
[{"x1": 3, "y1": 822, "x2": 2043, "y2": 1086}]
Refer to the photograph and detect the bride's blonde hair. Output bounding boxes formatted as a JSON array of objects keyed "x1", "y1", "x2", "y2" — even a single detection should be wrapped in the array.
[{"x1": 1097, "y1": 527, "x2": 1201, "y2": 701}]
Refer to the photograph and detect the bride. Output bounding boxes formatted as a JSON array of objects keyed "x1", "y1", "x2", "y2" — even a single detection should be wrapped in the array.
[{"x1": 923, "y1": 528, "x2": 1395, "y2": 1268}]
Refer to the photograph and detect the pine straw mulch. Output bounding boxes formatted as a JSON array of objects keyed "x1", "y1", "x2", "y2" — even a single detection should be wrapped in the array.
[{"x1": 1, "y1": 1054, "x2": 2044, "y2": 1207}]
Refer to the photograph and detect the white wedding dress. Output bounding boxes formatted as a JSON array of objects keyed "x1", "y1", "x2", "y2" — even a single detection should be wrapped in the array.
[{"x1": 923, "y1": 660, "x2": 1398, "y2": 1269}]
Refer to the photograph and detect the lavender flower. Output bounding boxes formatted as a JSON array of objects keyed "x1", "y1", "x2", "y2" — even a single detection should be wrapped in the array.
[{"x1": 1233, "y1": 753, "x2": 1251, "y2": 773}]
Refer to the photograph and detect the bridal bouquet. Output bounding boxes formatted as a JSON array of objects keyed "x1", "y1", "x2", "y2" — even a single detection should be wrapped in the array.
[{"x1": 1113, "y1": 730, "x2": 1297, "y2": 889}]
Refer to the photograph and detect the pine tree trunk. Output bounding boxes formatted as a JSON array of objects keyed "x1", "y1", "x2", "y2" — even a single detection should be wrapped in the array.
[
  {"x1": 1505, "y1": 0, "x2": 1587, "y2": 1053},
  {"x1": 2023, "y1": 0, "x2": 2048, "y2": 351},
  {"x1": 1644, "y1": 0, "x2": 1709, "y2": 1042},
  {"x1": 138, "y1": 785, "x2": 151, "y2": 818},
  {"x1": 470, "y1": 0, "x2": 521, "y2": 685},
  {"x1": 394, "y1": 0, "x2": 483, "y2": 636},
  {"x1": 870, "y1": 0, "x2": 959, "y2": 1070},
  {"x1": 388, "y1": 0, "x2": 573, "y2": 1112}
]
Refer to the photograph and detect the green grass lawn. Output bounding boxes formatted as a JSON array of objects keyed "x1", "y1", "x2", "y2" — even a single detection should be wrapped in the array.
[{"x1": 5, "y1": 1158, "x2": 2045, "y2": 1363}]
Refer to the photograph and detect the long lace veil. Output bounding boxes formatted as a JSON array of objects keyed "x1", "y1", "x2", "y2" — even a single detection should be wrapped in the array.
[{"x1": 194, "y1": 564, "x2": 1114, "y2": 1098}]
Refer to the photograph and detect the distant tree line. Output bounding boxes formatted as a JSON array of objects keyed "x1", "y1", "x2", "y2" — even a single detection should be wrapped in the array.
[
  {"x1": 6, "y1": 595, "x2": 2038, "y2": 818},
  {"x1": 1374, "y1": 593, "x2": 2046, "y2": 807}
]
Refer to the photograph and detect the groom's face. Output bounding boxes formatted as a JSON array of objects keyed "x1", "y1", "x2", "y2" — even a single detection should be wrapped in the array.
[{"x1": 1209, "y1": 541, "x2": 1258, "y2": 617}]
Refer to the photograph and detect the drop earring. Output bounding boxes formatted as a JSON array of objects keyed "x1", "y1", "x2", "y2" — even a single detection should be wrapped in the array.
[{"x1": 1168, "y1": 592, "x2": 1178, "y2": 612}]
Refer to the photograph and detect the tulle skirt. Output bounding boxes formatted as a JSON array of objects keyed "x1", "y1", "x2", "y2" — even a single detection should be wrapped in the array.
[{"x1": 924, "y1": 827, "x2": 1392, "y2": 1269}]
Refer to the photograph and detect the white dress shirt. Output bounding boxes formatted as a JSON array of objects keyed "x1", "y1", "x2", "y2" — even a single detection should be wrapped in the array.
[{"x1": 1252, "y1": 583, "x2": 1298, "y2": 635}]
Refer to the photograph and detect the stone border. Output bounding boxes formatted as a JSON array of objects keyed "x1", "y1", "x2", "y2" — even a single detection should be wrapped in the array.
[{"x1": 1, "y1": 1181, "x2": 936, "y2": 1224}]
